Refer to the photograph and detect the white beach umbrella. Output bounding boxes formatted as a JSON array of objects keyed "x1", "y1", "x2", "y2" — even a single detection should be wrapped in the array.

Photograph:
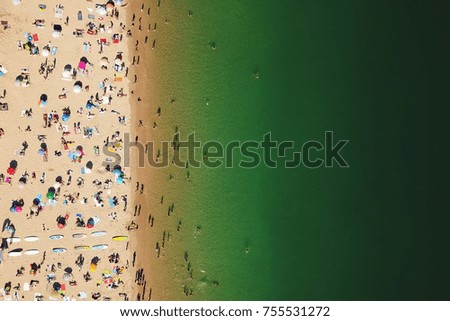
[
  {"x1": 12, "y1": 0, "x2": 21, "y2": 5},
  {"x1": 96, "y1": 7, "x2": 107, "y2": 16},
  {"x1": 99, "y1": 57, "x2": 109, "y2": 66},
  {"x1": 73, "y1": 81, "x2": 83, "y2": 93},
  {"x1": 73, "y1": 85, "x2": 82, "y2": 93},
  {"x1": 42, "y1": 48, "x2": 50, "y2": 57},
  {"x1": 61, "y1": 70, "x2": 71, "y2": 80}
]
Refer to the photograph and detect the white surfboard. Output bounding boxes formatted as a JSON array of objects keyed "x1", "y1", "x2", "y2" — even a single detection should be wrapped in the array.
[
  {"x1": 91, "y1": 244, "x2": 108, "y2": 250},
  {"x1": 8, "y1": 249, "x2": 23, "y2": 257},
  {"x1": 25, "y1": 249, "x2": 40, "y2": 255},
  {"x1": 91, "y1": 231, "x2": 107, "y2": 237},
  {"x1": 72, "y1": 233, "x2": 87, "y2": 239},
  {"x1": 24, "y1": 236, "x2": 39, "y2": 242},
  {"x1": 6, "y1": 237, "x2": 21, "y2": 243},
  {"x1": 49, "y1": 234, "x2": 64, "y2": 240}
]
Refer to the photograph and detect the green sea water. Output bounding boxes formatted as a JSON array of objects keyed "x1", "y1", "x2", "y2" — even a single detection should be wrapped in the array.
[{"x1": 152, "y1": 0, "x2": 450, "y2": 300}]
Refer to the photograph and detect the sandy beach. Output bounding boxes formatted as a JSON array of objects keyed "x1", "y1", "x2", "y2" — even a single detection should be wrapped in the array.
[{"x1": 0, "y1": 0, "x2": 146, "y2": 301}]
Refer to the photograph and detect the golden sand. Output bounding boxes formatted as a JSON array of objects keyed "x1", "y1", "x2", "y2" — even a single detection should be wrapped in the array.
[{"x1": 0, "y1": 0, "x2": 144, "y2": 301}]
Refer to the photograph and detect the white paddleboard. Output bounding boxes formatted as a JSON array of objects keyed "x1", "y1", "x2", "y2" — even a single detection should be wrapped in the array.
[
  {"x1": 8, "y1": 249, "x2": 23, "y2": 257},
  {"x1": 25, "y1": 249, "x2": 40, "y2": 255},
  {"x1": 91, "y1": 231, "x2": 107, "y2": 237},
  {"x1": 52, "y1": 248, "x2": 67, "y2": 253},
  {"x1": 49, "y1": 234, "x2": 64, "y2": 240},
  {"x1": 6, "y1": 237, "x2": 21, "y2": 243},
  {"x1": 24, "y1": 236, "x2": 39, "y2": 242},
  {"x1": 91, "y1": 244, "x2": 108, "y2": 250}
]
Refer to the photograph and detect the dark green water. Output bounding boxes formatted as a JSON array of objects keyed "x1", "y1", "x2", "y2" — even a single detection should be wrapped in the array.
[{"x1": 155, "y1": 0, "x2": 450, "y2": 300}]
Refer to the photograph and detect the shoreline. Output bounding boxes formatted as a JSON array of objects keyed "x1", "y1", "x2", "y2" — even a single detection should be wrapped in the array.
[{"x1": 126, "y1": 0, "x2": 173, "y2": 300}]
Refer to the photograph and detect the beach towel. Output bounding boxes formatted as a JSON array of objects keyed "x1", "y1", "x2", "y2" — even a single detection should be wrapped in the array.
[
  {"x1": 55, "y1": 5, "x2": 64, "y2": 18},
  {"x1": 33, "y1": 33, "x2": 39, "y2": 41},
  {"x1": 78, "y1": 11, "x2": 83, "y2": 21}
]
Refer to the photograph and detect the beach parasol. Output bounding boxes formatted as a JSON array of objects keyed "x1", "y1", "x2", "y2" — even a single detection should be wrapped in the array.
[
  {"x1": 61, "y1": 70, "x2": 71, "y2": 80},
  {"x1": 87, "y1": 217, "x2": 95, "y2": 228},
  {"x1": 14, "y1": 75, "x2": 23, "y2": 87},
  {"x1": 96, "y1": 6, "x2": 107, "y2": 16},
  {"x1": 64, "y1": 64, "x2": 72, "y2": 71},
  {"x1": 52, "y1": 24, "x2": 62, "y2": 38},
  {"x1": 86, "y1": 161, "x2": 93, "y2": 170},
  {"x1": 106, "y1": 1, "x2": 115, "y2": 10},
  {"x1": 99, "y1": 57, "x2": 109, "y2": 66},
  {"x1": 12, "y1": 0, "x2": 21, "y2": 5},
  {"x1": 41, "y1": 47, "x2": 50, "y2": 57},
  {"x1": 73, "y1": 81, "x2": 83, "y2": 93},
  {"x1": 9, "y1": 160, "x2": 18, "y2": 169},
  {"x1": 57, "y1": 215, "x2": 68, "y2": 229},
  {"x1": 0, "y1": 66, "x2": 8, "y2": 76},
  {"x1": 53, "y1": 282, "x2": 61, "y2": 291},
  {"x1": 40, "y1": 94, "x2": 48, "y2": 103},
  {"x1": 55, "y1": 176, "x2": 63, "y2": 183},
  {"x1": 64, "y1": 267, "x2": 73, "y2": 273}
]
